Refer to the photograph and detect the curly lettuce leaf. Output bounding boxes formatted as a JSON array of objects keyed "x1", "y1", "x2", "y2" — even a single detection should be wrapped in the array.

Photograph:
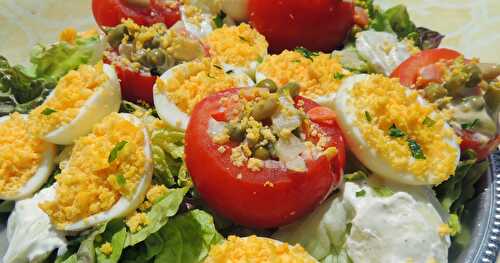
[
  {"x1": 30, "y1": 36, "x2": 104, "y2": 81},
  {"x1": 0, "y1": 56, "x2": 55, "y2": 115},
  {"x1": 125, "y1": 187, "x2": 190, "y2": 246},
  {"x1": 95, "y1": 220, "x2": 128, "y2": 263},
  {"x1": 154, "y1": 209, "x2": 223, "y2": 263}
]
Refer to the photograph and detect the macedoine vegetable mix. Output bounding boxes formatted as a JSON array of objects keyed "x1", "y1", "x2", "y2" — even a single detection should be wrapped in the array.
[{"x1": 0, "y1": 0, "x2": 498, "y2": 262}]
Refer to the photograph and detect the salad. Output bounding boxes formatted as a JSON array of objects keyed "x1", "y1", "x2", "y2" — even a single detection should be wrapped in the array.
[{"x1": 0, "y1": 0, "x2": 498, "y2": 262}]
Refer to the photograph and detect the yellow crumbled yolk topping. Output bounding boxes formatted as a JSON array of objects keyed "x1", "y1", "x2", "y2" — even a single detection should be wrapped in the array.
[
  {"x1": 39, "y1": 113, "x2": 146, "y2": 226},
  {"x1": 126, "y1": 212, "x2": 150, "y2": 233},
  {"x1": 204, "y1": 23, "x2": 268, "y2": 67},
  {"x1": 29, "y1": 63, "x2": 108, "y2": 137},
  {"x1": 204, "y1": 235, "x2": 317, "y2": 263},
  {"x1": 156, "y1": 58, "x2": 239, "y2": 113},
  {"x1": 438, "y1": 224, "x2": 452, "y2": 238},
  {"x1": 100, "y1": 242, "x2": 113, "y2": 256},
  {"x1": 139, "y1": 184, "x2": 169, "y2": 211},
  {"x1": 257, "y1": 50, "x2": 347, "y2": 98},
  {"x1": 351, "y1": 75, "x2": 459, "y2": 184},
  {"x1": 59, "y1": 27, "x2": 78, "y2": 44},
  {"x1": 0, "y1": 113, "x2": 46, "y2": 196}
]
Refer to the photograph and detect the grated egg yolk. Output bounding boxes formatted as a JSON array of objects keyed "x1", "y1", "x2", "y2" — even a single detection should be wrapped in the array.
[
  {"x1": 204, "y1": 23, "x2": 268, "y2": 67},
  {"x1": 350, "y1": 75, "x2": 459, "y2": 184},
  {"x1": 126, "y1": 212, "x2": 150, "y2": 233},
  {"x1": 155, "y1": 58, "x2": 240, "y2": 114},
  {"x1": 204, "y1": 235, "x2": 317, "y2": 263},
  {"x1": 39, "y1": 113, "x2": 146, "y2": 226},
  {"x1": 257, "y1": 50, "x2": 347, "y2": 98},
  {"x1": 0, "y1": 113, "x2": 46, "y2": 196},
  {"x1": 29, "y1": 63, "x2": 108, "y2": 138}
]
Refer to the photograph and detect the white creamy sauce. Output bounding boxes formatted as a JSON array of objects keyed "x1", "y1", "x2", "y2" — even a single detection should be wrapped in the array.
[
  {"x1": 3, "y1": 185, "x2": 67, "y2": 263},
  {"x1": 343, "y1": 182, "x2": 450, "y2": 263}
]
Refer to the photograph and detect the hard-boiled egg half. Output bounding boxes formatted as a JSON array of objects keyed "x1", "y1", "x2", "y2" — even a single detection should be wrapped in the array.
[
  {"x1": 221, "y1": 0, "x2": 249, "y2": 22},
  {"x1": 255, "y1": 50, "x2": 350, "y2": 108},
  {"x1": 153, "y1": 57, "x2": 253, "y2": 130},
  {"x1": 0, "y1": 113, "x2": 55, "y2": 200},
  {"x1": 39, "y1": 113, "x2": 153, "y2": 231},
  {"x1": 334, "y1": 74, "x2": 460, "y2": 185},
  {"x1": 205, "y1": 235, "x2": 318, "y2": 263},
  {"x1": 29, "y1": 63, "x2": 121, "y2": 145},
  {"x1": 179, "y1": 0, "x2": 233, "y2": 39},
  {"x1": 203, "y1": 23, "x2": 268, "y2": 77}
]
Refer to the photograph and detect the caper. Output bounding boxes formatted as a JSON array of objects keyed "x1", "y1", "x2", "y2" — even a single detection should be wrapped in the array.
[
  {"x1": 106, "y1": 25, "x2": 127, "y2": 49},
  {"x1": 254, "y1": 147, "x2": 270, "y2": 160},
  {"x1": 485, "y1": 83, "x2": 500, "y2": 113},
  {"x1": 251, "y1": 97, "x2": 279, "y2": 121},
  {"x1": 466, "y1": 96, "x2": 485, "y2": 111},
  {"x1": 144, "y1": 36, "x2": 162, "y2": 49},
  {"x1": 266, "y1": 144, "x2": 278, "y2": 159},
  {"x1": 147, "y1": 49, "x2": 166, "y2": 66},
  {"x1": 465, "y1": 64, "x2": 482, "y2": 88},
  {"x1": 281, "y1": 82, "x2": 301, "y2": 98},
  {"x1": 256, "y1": 79, "x2": 278, "y2": 93},
  {"x1": 479, "y1": 63, "x2": 500, "y2": 81},
  {"x1": 228, "y1": 125, "x2": 246, "y2": 142},
  {"x1": 423, "y1": 83, "x2": 448, "y2": 102}
]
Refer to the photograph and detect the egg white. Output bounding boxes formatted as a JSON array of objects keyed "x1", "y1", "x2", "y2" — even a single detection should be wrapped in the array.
[
  {"x1": 222, "y1": 0, "x2": 249, "y2": 22},
  {"x1": 0, "y1": 115, "x2": 56, "y2": 201},
  {"x1": 56, "y1": 113, "x2": 153, "y2": 232},
  {"x1": 334, "y1": 74, "x2": 460, "y2": 185},
  {"x1": 153, "y1": 62, "x2": 254, "y2": 130},
  {"x1": 43, "y1": 64, "x2": 121, "y2": 145},
  {"x1": 180, "y1": 3, "x2": 235, "y2": 39}
]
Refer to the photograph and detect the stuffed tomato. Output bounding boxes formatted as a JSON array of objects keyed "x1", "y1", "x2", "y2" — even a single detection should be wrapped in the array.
[{"x1": 185, "y1": 84, "x2": 345, "y2": 228}]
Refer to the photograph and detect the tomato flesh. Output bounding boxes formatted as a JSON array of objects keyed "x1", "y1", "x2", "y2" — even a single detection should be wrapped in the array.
[
  {"x1": 114, "y1": 64, "x2": 157, "y2": 105},
  {"x1": 185, "y1": 89, "x2": 345, "y2": 228},
  {"x1": 92, "y1": 0, "x2": 180, "y2": 28},
  {"x1": 391, "y1": 48, "x2": 462, "y2": 87},
  {"x1": 248, "y1": 0, "x2": 354, "y2": 53}
]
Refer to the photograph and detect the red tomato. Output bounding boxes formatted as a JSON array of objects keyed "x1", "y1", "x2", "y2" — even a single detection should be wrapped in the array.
[
  {"x1": 306, "y1": 106, "x2": 337, "y2": 125},
  {"x1": 460, "y1": 131, "x2": 500, "y2": 161},
  {"x1": 114, "y1": 65, "x2": 157, "y2": 105},
  {"x1": 92, "y1": 0, "x2": 180, "y2": 28},
  {"x1": 391, "y1": 48, "x2": 462, "y2": 87},
  {"x1": 248, "y1": 0, "x2": 355, "y2": 53},
  {"x1": 185, "y1": 89, "x2": 345, "y2": 228}
]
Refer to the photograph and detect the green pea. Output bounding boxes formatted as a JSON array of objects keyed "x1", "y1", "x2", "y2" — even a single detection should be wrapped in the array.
[
  {"x1": 254, "y1": 147, "x2": 270, "y2": 160},
  {"x1": 144, "y1": 36, "x2": 162, "y2": 49},
  {"x1": 465, "y1": 64, "x2": 482, "y2": 88},
  {"x1": 147, "y1": 49, "x2": 166, "y2": 66},
  {"x1": 485, "y1": 83, "x2": 500, "y2": 113},
  {"x1": 281, "y1": 82, "x2": 301, "y2": 98},
  {"x1": 228, "y1": 125, "x2": 246, "y2": 143},
  {"x1": 107, "y1": 25, "x2": 126, "y2": 49},
  {"x1": 251, "y1": 97, "x2": 279, "y2": 121},
  {"x1": 256, "y1": 79, "x2": 278, "y2": 93},
  {"x1": 423, "y1": 83, "x2": 448, "y2": 102}
]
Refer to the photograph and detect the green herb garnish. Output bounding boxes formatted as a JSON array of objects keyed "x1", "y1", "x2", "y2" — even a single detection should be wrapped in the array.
[
  {"x1": 294, "y1": 47, "x2": 319, "y2": 61},
  {"x1": 461, "y1": 119, "x2": 479, "y2": 130},
  {"x1": 422, "y1": 116, "x2": 435, "y2": 127},
  {"x1": 226, "y1": 70, "x2": 234, "y2": 74},
  {"x1": 115, "y1": 173, "x2": 126, "y2": 186},
  {"x1": 239, "y1": 36, "x2": 250, "y2": 43},
  {"x1": 108, "y1": 141, "x2": 128, "y2": 163},
  {"x1": 41, "y1": 108, "x2": 57, "y2": 116},
  {"x1": 213, "y1": 11, "x2": 226, "y2": 28},
  {"x1": 356, "y1": 189, "x2": 367, "y2": 197},
  {"x1": 333, "y1": 72, "x2": 346, "y2": 80},
  {"x1": 256, "y1": 56, "x2": 263, "y2": 64},
  {"x1": 365, "y1": 111, "x2": 372, "y2": 122},
  {"x1": 373, "y1": 186, "x2": 394, "y2": 197},
  {"x1": 344, "y1": 171, "x2": 368, "y2": 182},
  {"x1": 408, "y1": 139, "x2": 425, "y2": 159},
  {"x1": 291, "y1": 59, "x2": 301, "y2": 63},
  {"x1": 214, "y1": 64, "x2": 223, "y2": 70},
  {"x1": 389, "y1": 124, "x2": 406, "y2": 138}
]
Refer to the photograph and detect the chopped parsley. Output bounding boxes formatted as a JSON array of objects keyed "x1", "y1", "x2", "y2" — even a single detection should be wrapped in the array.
[
  {"x1": 115, "y1": 173, "x2": 126, "y2": 186},
  {"x1": 365, "y1": 111, "x2": 372, "y2": 122},
  {"x1": 408, "y1": 139, "x2": 425, "y2": 159},
  {"x1": 373, "y1": 186, "x2": 394, "y2": 197},
  {"x1": 239, "y1": 36, "x2": 250, "y2": 43},
  {"x1": 333, "y1": 72, "x2": 346, "y2": 80},
  {"x1": 344, "y1": 171, "x2": 368, "y2": 182},
  {"x1": 291, "y1": 59, "x2": 301, "y2": 63},
  {"x1": 422, "y1": 116, "x2": 435, "y2": 127},
  {"x1": 214, "y1": 64, "x2": 223, "y2": 70},
  {"x1": 108, "y1": 141, "x2": 128, "y2": 163},
  {"x1": 226, "y1": 70, "x2": 234, "y2": 74},
  {"x1": 356, "y1": 189, "x2": 367, "y2": 197},
  {"x1": 256, "y1": 56, "x2": 263, "y2": 64},
  {"x1": 294, "y1": 47, "x2": 319, "y2": 61},
  {"x1": 388, "y1": 124, "x2": 406, "y2": 138},
  {"x1": 461, "y1": 119, "x2": 479, "y2": 130},
  {"x1": 213, "y1": 11, "x2": 226, "y2": 28},
  {"x1": 41, "y1": 108, "x2": 57, "y2": 116}
]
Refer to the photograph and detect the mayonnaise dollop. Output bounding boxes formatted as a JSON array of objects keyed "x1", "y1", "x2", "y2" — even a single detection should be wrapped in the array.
[{"x1": 3, "y1": 185, "x2": 67, "y2": 263}]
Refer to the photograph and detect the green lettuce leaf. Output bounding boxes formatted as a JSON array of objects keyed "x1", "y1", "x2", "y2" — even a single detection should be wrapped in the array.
[
  {"x1": 152, "y1": 129, "x2": 192, "y2": 188},
  {"x1": 154, "y1": 209, "x2": 224, "y2": 263},
  {"x1": 125, "y1": 187, "x2": 190, "y2": 246},
  {"x1": 0, "y1": 56, "x2": 56, "y2": 115},
  {"x1": 95, "y1": 219, "x2": 128, "y2": 263},
  {"x1": 55, "y1": 222, "x2": 108, "y2": 263},
  {"x1": 30, "y1": 36, "x2": 104, "y2": 81}
]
